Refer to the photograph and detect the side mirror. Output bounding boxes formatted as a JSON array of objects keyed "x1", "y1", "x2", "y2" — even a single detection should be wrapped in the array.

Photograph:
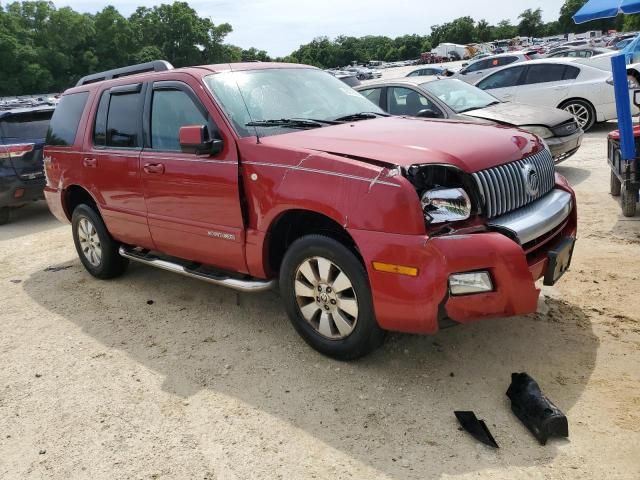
[
  {"x1": 416, "y1": 109, "x2": 440, "y2": 119},
  {"x1": 179, "y1": 125, "x2": 223, "y2": 155},
  {"x1": 634, "y1": 90, "x2": 640, "y2": 108}
]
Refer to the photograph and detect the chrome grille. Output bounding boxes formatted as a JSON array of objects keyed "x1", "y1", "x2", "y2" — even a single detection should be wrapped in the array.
[{"x1": 473, "y1": 148, "x2": 555, "y2": 218}]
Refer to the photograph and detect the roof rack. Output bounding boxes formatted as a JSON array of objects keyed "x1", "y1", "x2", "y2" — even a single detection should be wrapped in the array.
[{"x1": 75, "y1": 60, "x2": 174, "y2": 87}]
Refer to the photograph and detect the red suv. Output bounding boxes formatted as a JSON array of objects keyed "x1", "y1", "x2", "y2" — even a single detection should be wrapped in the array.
[{"x1": 44, "y1": 61, "x2": 577, "y2": 359}]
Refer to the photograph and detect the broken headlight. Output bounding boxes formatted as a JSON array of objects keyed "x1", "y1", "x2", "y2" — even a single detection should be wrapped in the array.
[
  {"x1": 404, "y1": 164, "x2": 478, "y2": 225},
  {"x1": 421, "y1": 187, "x2": 471, "y2": 223}
]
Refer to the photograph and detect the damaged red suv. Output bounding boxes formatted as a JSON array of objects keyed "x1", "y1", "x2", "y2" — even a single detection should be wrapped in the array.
[{"x1": 44, "y1": 61, "x2": 577, "y2": 359}]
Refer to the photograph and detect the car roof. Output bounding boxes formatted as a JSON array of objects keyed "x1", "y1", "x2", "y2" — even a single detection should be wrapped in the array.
[
  {"x1": 355, "y1": 76, "x2": 444, "y2": 89},
  {"x1": 63, "y1": 62, "x2": 316, "y2": 95}
]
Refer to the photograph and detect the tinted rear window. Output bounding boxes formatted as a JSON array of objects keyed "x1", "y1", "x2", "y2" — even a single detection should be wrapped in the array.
[
  {"x1": 106, "y1": 91, "x2": 142, "y2": 148},
  {"x1": 0, "y1": 111, "x2": 52, "y2": 142},
  {"x1": 46, "y1": 92, "x2": 89, "y2": 146}
]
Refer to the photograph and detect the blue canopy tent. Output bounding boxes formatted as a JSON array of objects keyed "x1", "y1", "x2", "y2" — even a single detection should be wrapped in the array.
[
  {"x1": 573, "y1": 0, "x2": 640, "y2": 24},
  {"x1": 573, "y1": 0, "x2": 640, "y2": 215}
]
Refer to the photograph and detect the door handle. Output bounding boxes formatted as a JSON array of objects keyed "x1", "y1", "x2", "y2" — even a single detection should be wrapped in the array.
[
  {"x1": 83, "y1": 157, "x2": 97, "y2": 168},
  {"x1": 143, "y1": 163, "x2": 165, "y2": 174}
]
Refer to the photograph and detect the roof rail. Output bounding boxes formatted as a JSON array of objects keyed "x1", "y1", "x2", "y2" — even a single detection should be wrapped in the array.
[{"x1": 75, "y1": 60, "x2": 174, "y2": 87}]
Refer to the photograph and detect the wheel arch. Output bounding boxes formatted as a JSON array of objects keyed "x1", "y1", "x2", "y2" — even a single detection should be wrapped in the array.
[
  {"x1": 558, "y1": 97, "x2": 596, "y2": 128},
  {"x1": 264, "y1": 208, "x2": 363, "y2": 277},
  {"x1": 62, "y1": 184, "x2": 99, "y2": 221}
]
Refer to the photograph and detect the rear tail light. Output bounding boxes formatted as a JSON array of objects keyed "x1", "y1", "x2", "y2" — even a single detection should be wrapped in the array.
[{"x1": 0, "y1": 143, "x2": 35, "y2": 159}]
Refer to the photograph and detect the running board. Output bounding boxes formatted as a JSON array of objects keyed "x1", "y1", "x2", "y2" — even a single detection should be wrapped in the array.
[{"x1": 118, "y1": 247, "x2": 275, "y2": 293}]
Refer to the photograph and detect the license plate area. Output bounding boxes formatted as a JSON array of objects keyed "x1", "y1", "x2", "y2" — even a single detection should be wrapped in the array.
[{"x1": 543, "y1": 237, "x2": 575, "y2": 286}]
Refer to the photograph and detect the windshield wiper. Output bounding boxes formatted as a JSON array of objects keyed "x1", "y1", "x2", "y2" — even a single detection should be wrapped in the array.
[
  {"x1": 458, "y1": 101, "x2": 502, "y2": 113},
  {"x1": 245, "y1": 118, "x2": 326, "y2": 129},
  {"x1": 333, "y1": 112, "x2": 389, "y2": 122}
]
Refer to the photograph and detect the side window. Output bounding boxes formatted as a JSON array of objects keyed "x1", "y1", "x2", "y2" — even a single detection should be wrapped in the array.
[
  {"x1": 93, "y1": 91, "x2": 109, "y2": 147},
  {"x1": 358, "y1": 88, "x2": 382, "y2": 107},
  {"x1": 477, "y1": 66, "x2": 525, "y2": 90},
  {"x1": 46, "y1": 92, "x2": 89, "y2": 146},
  {"x1": 407, "y1": 70, "x2": 419, "y2": 77},
  {"x1": 464, "y1": 59, "x2": 488, "y2": 73},
  {"x1": 522, "y1": 64, "x2": 567, "y2": 85},
  {"x1": 106, "y1": 91, "x2": 142, "y2": 148},
  {"x1": 150, "y1": 89, "x2": 208, "y2": 151},
  {"x1": 564, "y1": 66, "x2": 580, "y2": 80},
  {"x1": 386, "y1": 87, "x2": 443, "y2": 117},
  {"x1": 498, "y1": 56, "x2": 519, "y2": 66}
]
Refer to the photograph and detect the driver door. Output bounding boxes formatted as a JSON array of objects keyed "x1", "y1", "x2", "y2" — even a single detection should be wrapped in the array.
[{"x1": 140, "y1": 79, "x2": 247, "y2": 273}]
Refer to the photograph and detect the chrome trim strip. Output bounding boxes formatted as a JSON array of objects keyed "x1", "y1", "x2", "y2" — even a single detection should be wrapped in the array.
[
  {"x1": 242, "y1": 161, "x2": 401, "y2": 187},
  {"x1": 487, "y1": 189, "x2": 572, "y2": 245},
  {"x1": 119, "y1": 247, "x2": 275, "y2": 292}
]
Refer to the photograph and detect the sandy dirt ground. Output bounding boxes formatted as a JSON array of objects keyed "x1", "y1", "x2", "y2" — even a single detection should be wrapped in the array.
[{"x1": 1, "y1": 107, "x2": 639, "y2": 478}]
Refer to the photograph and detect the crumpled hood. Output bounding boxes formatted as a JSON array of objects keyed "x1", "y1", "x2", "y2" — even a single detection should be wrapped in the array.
[
  {"x1": 260, "y1": 117, "x2": 543, "y2": 173},
  {"x1": 463, "y1": 102, "x2": 574, "y2": 128}
]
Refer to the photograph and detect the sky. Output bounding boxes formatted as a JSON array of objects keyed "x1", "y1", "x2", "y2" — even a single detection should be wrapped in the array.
[{"x1": 57, "y1": 0, "x2": 566, "y2": 57}]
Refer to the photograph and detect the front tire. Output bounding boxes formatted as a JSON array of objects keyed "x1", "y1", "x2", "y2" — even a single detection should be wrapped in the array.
[
  {"x1": 279, "y1": 235, "x2": 384, "y2": 360},
  {"x1": 560, "y1": 99, "x2": 595, "y2": 131},
  {"x1": 72, "y1": 204, "x2": 128, "y2": 279}
]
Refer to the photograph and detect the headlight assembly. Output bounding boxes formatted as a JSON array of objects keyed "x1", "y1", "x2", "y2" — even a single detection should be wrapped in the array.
[
  {"x1": 520, "y1": 125, "x2": 553, "y2": 139},
  {"x1": 421, "y1": 187, "x2": 471, "y2": 223}
]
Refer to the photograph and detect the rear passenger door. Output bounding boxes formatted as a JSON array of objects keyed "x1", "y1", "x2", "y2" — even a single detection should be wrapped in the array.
[
  {"x1": 89, "y1": 83, "x2": 153, "y2": 249},
  {"x1": 512, "y1": 64, "x2": 579, "y2": 106},
  {"x1": 140, "y1": 80, "x2": 246, "y2": 272}
]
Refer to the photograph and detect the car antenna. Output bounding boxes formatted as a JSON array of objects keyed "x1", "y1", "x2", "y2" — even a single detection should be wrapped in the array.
[{"x1": 228, "y1": 63, "x2": 261, "y2": 144}]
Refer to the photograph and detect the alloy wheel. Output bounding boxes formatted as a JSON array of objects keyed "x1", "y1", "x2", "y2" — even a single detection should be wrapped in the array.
[
  {"x1": 563, "y1": 103, "x2": 591, "y2": 130},
  {"x1": 294, "y1": 256, "x2": 359, "y2": 339},
  {"x1": 77, "y1": 217, "x2": 102, "y2": 267}
]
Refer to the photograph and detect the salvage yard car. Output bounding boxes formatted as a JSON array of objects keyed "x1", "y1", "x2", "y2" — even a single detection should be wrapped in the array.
[
  {"x1": 44, "y1": 61, "x2": 577, "y2": 359},
  {"x1": 356, "y1": 77, "x2": 583, "y2": 162},
  {"x1": 474, "y1": 59, "x2": 637, "y2": 131},
  {"x1": 0, "y1": 105, "x2": 54, "y2": 224}
]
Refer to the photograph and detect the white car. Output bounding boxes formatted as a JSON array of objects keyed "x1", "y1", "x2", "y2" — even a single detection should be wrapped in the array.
[
  {"x1": 452, "y1": 53, "x2": 531, "y2": 84},
  {"x1": 473, "y1": 59, "x2": 637, "y2": 131}
]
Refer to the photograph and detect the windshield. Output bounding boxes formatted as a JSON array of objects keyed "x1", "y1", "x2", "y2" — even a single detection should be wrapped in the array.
[
  {"x1": 421, "y1": 79, "x2": 499, "y2": 113},
  {"x1": 204, "y1": 68, "x2": 383, "y2": 137}
]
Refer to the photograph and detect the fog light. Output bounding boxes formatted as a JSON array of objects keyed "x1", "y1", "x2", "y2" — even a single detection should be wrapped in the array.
[
  {"x1": 14, "y1": 188, "x2": 25, "y2": 199},
  {"x1": 449, "y1": 271, "x2": 493, "y2": 295}
]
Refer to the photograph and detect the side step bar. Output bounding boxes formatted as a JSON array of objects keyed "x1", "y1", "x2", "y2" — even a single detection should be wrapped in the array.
[{"x1": 118, "y1": 247, "x2": 275, "y2": 293}]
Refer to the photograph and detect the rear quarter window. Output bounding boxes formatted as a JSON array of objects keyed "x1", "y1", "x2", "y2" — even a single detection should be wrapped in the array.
[{"x1": 46, "y1": 92, "x2": 89, "y2": 146}]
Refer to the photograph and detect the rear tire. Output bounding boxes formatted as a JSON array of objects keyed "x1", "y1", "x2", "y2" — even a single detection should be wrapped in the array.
[
  {"x1": 610, "y1": 171, "x2": 621, "y2": 196},
  {"x1": 0, "y1": 207, "x2": 9, "y2": 225},
  {"x1": 279, "y1": 234, "x2": 384, "y2": 360},
  {"x1": 71, "y1": 204, "x2": 129, "y2": 279},
  {"x1": 560, "y1": 99, "x2": 595, "y2": 131},
  {"x1": 621, "y1": 186, "x2": 638, "y2": 217}
]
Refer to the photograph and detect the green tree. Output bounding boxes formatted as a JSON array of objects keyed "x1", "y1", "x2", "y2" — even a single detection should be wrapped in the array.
[
  {"x1": 518, "y1": 8, "x2": 544, "y2": 37},
  {"x1": 493, "y1": 20, "x2": 518, "y2": 39}
]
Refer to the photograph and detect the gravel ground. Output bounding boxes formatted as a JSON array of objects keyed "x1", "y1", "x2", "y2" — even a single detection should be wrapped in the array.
[{"x1": 0, "y1": 94, "x2": 639, "y2": 479}]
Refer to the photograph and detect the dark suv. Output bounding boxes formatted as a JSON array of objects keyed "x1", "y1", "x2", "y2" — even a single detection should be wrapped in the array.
[{"x1": 0, "y1": 106, "x2": 54, "y2": 224}]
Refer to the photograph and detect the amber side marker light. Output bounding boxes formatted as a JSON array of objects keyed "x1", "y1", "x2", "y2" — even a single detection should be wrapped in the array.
[{"x1": 372, "y1": 262, "x2": 419, "y2": 277}]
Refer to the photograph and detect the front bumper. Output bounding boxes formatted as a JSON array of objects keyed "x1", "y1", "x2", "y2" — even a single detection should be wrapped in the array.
[
  {"x1": 546, "y1": 130, "x2": 582, "y2": 162},
  {"x1": 348, "y1": 184, "x2": 577, "y2": 334},
  {"x1": 0, "y1": 175, "x2": 45, "y2": 208}
]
